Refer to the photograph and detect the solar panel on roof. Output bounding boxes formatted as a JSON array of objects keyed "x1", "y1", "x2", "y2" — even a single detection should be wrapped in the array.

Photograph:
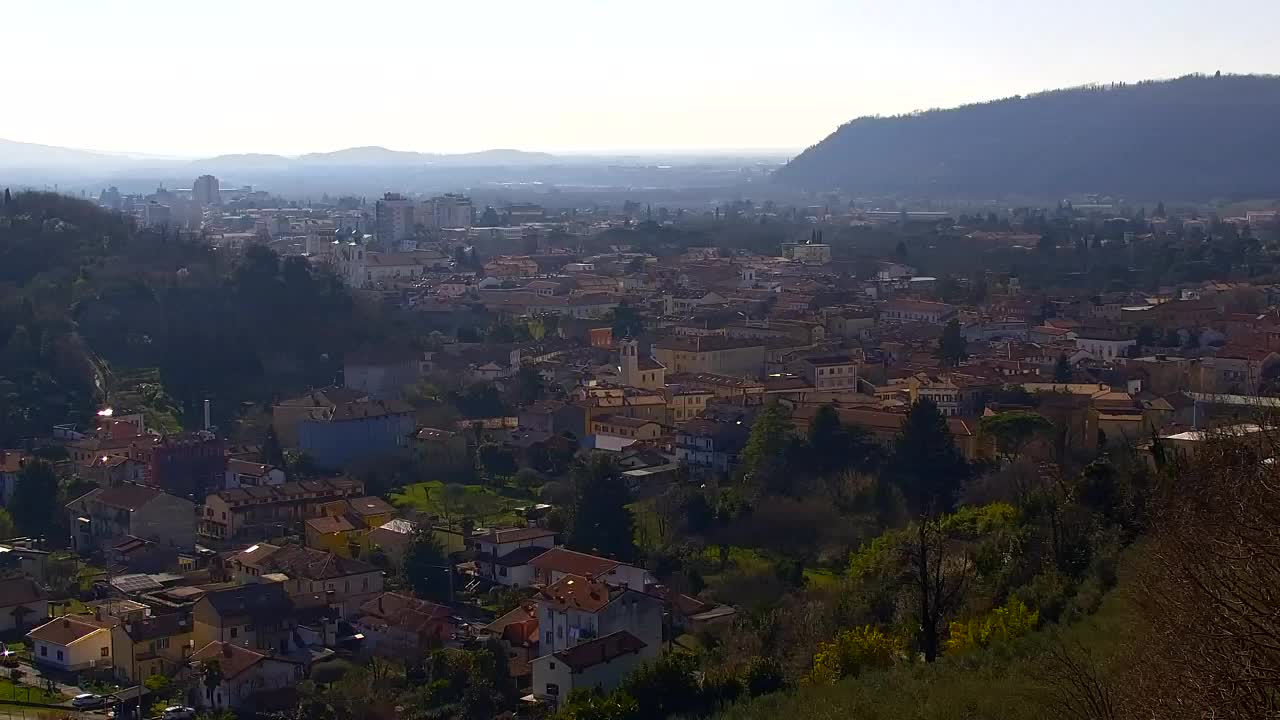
[{"x1": 110, "y1": 574, "x2": 164, "y2": 594}]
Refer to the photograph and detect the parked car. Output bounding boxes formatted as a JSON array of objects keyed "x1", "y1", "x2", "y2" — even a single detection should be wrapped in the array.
[
  {"x1": 161, "y1": 707, "x2": 196, "y2": 720},
  {"x1": 71, "y1": 694, "x2": 105, "y2": 709}
]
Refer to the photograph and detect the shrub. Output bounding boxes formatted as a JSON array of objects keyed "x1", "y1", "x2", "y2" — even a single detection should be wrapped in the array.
[{"x1": 809, "y1": 625, "x2": 902, "y2": 684}]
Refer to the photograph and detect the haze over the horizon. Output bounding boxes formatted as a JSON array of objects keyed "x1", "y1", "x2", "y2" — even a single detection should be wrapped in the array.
[{"x1": 10, "y1": 0, "x2": 1280, "y2": 158}]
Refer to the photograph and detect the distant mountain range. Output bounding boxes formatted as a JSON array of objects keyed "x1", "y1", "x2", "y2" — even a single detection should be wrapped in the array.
[
  {"x1": 774, "y1": 74, "x2": 1280, "y2": 199},
  {"x1": 0, "y1": 139, "x2": 560, "y2": 173}
]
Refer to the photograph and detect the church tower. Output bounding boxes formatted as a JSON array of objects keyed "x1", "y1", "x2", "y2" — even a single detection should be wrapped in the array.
[{"x1": 619, "y1": 339, "x2": 640, "y2": 386}]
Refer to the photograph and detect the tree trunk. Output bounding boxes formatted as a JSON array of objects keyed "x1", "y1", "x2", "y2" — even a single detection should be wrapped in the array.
[{"x1": 916, "y1": 522, "x2": 940, "y2": 662}]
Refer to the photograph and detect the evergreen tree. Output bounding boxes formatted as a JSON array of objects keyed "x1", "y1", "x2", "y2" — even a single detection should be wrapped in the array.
[
  {"x1": 739, "y1": 402, "x2": 795, "y2": 496},
  {"x1": 259, "y1": 427, "x2": 285, "y2": 469},
  {"x1": 936, "y1": 318, "x2": 967, "y2": 367},
  {"x1": 567, "y1": 454, "x2": 637, "y2": 561},
  {"x1": 402, "y1": 528, "x2": 453, "y2": 602},
  {"x1": 885, "y1": 398, "x2": 970, "y2": 516},
  {"x1": 2, "y1": 188, "x2": 10, "y2": 207},
  {"x1": 1053, "y1": 354, "x2": 1072, "y2": 383},
  {"x1": 12, "y1": 460, "x2": 58, "y2": 539}
]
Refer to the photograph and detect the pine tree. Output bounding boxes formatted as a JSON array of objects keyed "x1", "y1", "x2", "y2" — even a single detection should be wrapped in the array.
[
  {"x1": 2, "y1": 188, "x2": 10, "y2": 207},
  {"x1": 567, "y1": 455, "x2": 637, "y2": 561},
  {"x1": 1053, "y1": 354, "x2": 1072, "y2": 383},
  {"x1": 937, "y1": 319, "x2": 967, "y2": 367},
  {"x1": 885, "y1": 398, "x2": 970, "y2": 516},
  {"x1": 740, "y1": 402, "x2": 795, "y2": 496},
  {"x1": 259, "y1": 427, "x2": 285, "y2": 469},
  {"x1": 12, "y1": 460, "x2": 59, "y2": 539}
]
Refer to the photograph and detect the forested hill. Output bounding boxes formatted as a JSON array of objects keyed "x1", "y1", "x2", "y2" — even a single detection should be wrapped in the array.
[
  {"x1": 0, "y1": 192, "x2": 391, "y2": 443},
  {"x1": 774, "y1": 74, "x2": 1280, "y2": 199}
]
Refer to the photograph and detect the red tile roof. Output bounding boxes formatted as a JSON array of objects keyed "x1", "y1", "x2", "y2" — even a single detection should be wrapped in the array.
[
  {"x1": 528, "y1": 548, "x2": 620, "y2": 579},
  {"x1": 552, "y1": 631, "x2": 646, "y2": 671}
]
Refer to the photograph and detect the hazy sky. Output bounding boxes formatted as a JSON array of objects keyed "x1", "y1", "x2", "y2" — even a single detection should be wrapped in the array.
[{"x1": 8, "y1": 0, "x2": 1280, "y2": 157}]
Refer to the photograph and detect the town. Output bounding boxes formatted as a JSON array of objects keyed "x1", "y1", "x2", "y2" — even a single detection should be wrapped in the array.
[{"x1": 3, "y1": 174, "x2": 1280, "y2": 720}]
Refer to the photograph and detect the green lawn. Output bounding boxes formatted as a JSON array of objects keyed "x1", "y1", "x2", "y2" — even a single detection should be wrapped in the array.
[
  {"x1": 0, "y1": 679, "x2": 64, "y2": 704},
  {"x1": 803, "y1": 567, "x2": 842, "y2": 589},
  {"x1": 391, "y1": 481, "x2": 528, "y2": 526}
]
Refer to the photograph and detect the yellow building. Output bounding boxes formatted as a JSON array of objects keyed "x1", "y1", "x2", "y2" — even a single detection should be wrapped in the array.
[
  {"x1": 304, "y1": 496, "x2": 397, "y2": 559},
  {"x1": 653, "y1": 336, "x2": 765, "y2": 378},
  {"x1": 111, "y1": 614, "x2": 194, "y2": 684}
]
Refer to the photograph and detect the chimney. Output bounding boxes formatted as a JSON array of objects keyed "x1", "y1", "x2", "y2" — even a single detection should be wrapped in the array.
[
  {"x1": 222, "y1": 643, "x2": 233, "y2": 658},
  {"x1": 62, "y1": 619, "x2": 70, "y2": 628},
  {"x1": 204, "y1": 400, "x2": 211, "y2": 431}
]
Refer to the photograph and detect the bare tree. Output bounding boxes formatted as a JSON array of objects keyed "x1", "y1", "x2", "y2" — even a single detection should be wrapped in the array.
[
  {"x1": 1035, "y1": 635, "x2": 1118, "y2": 720},
  {"x1": 1125, "y1": 428, "x2": 1280, "y2": 717}
]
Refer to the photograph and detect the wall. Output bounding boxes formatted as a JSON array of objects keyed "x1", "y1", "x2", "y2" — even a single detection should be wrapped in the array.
[
  {"x1": 34, "y1": 630, "x2": 111, "y2": 671},
  {"x1": 299, "y1": 413, "x2": 415, "y2": 469}
]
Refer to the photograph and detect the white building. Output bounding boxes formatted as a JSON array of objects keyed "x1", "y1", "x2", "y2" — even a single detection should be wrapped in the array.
[
  {"x1": 534, "y1": 575, "x2": 662, "y2": 658},
  {"x1": 28, "y1": 616, "x2": 114, "y2": 672},
  {"x1": 427, "y1": 194, "x2": 473, "y2": 229},
  {"x1": 143, "y1": 201, "x2": 172, "y2": 228},
  {"x1": 469, "y1": 527, "x2": 557, "y2": 587},
  {"x1": 530, "y1": 631, "x2": 649, "y2": 708},
  {"x1": 1075, "y1": 335, "x2": 1136, "y2": 362}
]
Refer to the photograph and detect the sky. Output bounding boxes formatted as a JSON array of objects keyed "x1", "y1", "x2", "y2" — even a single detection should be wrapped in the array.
[{"x1": 8, "y1": 0, "x2": 1280, "y2": 158}]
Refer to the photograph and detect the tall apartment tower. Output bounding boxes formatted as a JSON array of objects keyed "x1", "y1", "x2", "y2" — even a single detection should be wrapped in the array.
[
  {"x1": 375, "y1": 192, "x2": 417, "y2": 244},
  {"x1": 193, "y1": 175, "x2": 220, "y2": 206}
]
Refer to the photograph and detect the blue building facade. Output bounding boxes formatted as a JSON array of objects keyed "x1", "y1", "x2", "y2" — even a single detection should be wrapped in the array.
[{"x1": 298, "y1": 401, "x2": 416, "y2": 469}]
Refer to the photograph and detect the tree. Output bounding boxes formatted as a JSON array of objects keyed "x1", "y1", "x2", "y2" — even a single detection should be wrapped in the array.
[
  {"x1": 809, "y1": 625, "x2": 901, "y2": 684},
  {"x1": 0, "y1": 508, "x2": 16, "y2": 540},
  {"x1": 619, "y1": 652, "x2": 702, "y2": 719},
  {"x1": 567, "y1": 455, "x2": 637, "y2": 561},
  {"x1": 1118, "y1": 430, "x2": 1280, "y2": 717},
  {"x1": 806, "y1": 404, "x2": 877, "y2": 475},
  {"x1": 944, "y1": 598, "x2": 1039, "y2": 654},
  {"x1": 259, "y1": 426, "x2": 284, "y2": 468},
  {"x1": 202, "y1": 659, "x2": 223, "y2": 709},
  {"x1": 476, "y1": 442, "x2": 518, "y2": 483},
  {"x1": 1053, "y1": 354, "x2": 1072, "y2": 383},
  {"x1": 402, "y1": 528, "x2": 452, "y2": 602},
  {"x1": 936, "y1": 318, "x2": 967, "y2": 367},
  {"x1": 478, "y1": 206, "x2": 501, "y2": 227},
  {"x1": 885, "y1": 398, "x2": 970, "y2": 516},
  {"x1": 2, "y1": 189, "x2": 9, "y2": 207},
  {"x1": 440, "y1": 482, "x2": 469, "y2": 523},
  {"x1": 284, "y1": 450, "x2": 320, "y2": 478},
  {"x1": 979, "y1": 411, "x2": 1054, "y2": 463},
  {"x1": 506, "y1": 365, "x2": 545, "y2": 407},
  {"x1": 739, "y1": 402, "x2": 796, "y2": 496},
  {"x1": 12, "y1": 460, "x2": 58, "y2": 538},
  {"x1": 611, "y1": 301, "x2": 644, "y2": 339}
]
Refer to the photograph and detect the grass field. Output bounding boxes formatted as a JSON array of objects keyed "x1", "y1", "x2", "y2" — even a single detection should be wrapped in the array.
[
  {"x1": 391, "y1": 481, "x2": 529, "y2": 526},
  {"x1": 0, "y1": 679, "x2": 64, "y2": 704}
]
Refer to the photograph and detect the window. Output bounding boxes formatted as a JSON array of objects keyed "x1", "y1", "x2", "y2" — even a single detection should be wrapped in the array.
[
  {"x1": 557, "y1": 627, "x2": 563, "y2": 638},
  {"x1": 546, "y1": 631, "x2": 553, "y2": 645},
  {"x1": 56, "y1": 650, "x2": 63, "y2": 662},
  {"x1": 246, "y1": 623, "x2": 255, "y2": 632},
  {"x1": 40, "y1": 646, "x2": 46, "y2": 657},
  {"x1": 549, "y1": 662, "x2": 556, "y2": 670},
  {"x1": 545, "y1": 683, "x2": 560, "y2": 697},
  {"x1": 230, "y1": 627, "x2": 238, "y2": 639},
  {"x1": 362, "y1": 577, "x2": 369, "y2": 591},
  {"x1": 101, "y1": 647, "x2": 109, "y2": 657},
  {"x1": 158, "y1": 637, "x2": 169, "y2": 649}
]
